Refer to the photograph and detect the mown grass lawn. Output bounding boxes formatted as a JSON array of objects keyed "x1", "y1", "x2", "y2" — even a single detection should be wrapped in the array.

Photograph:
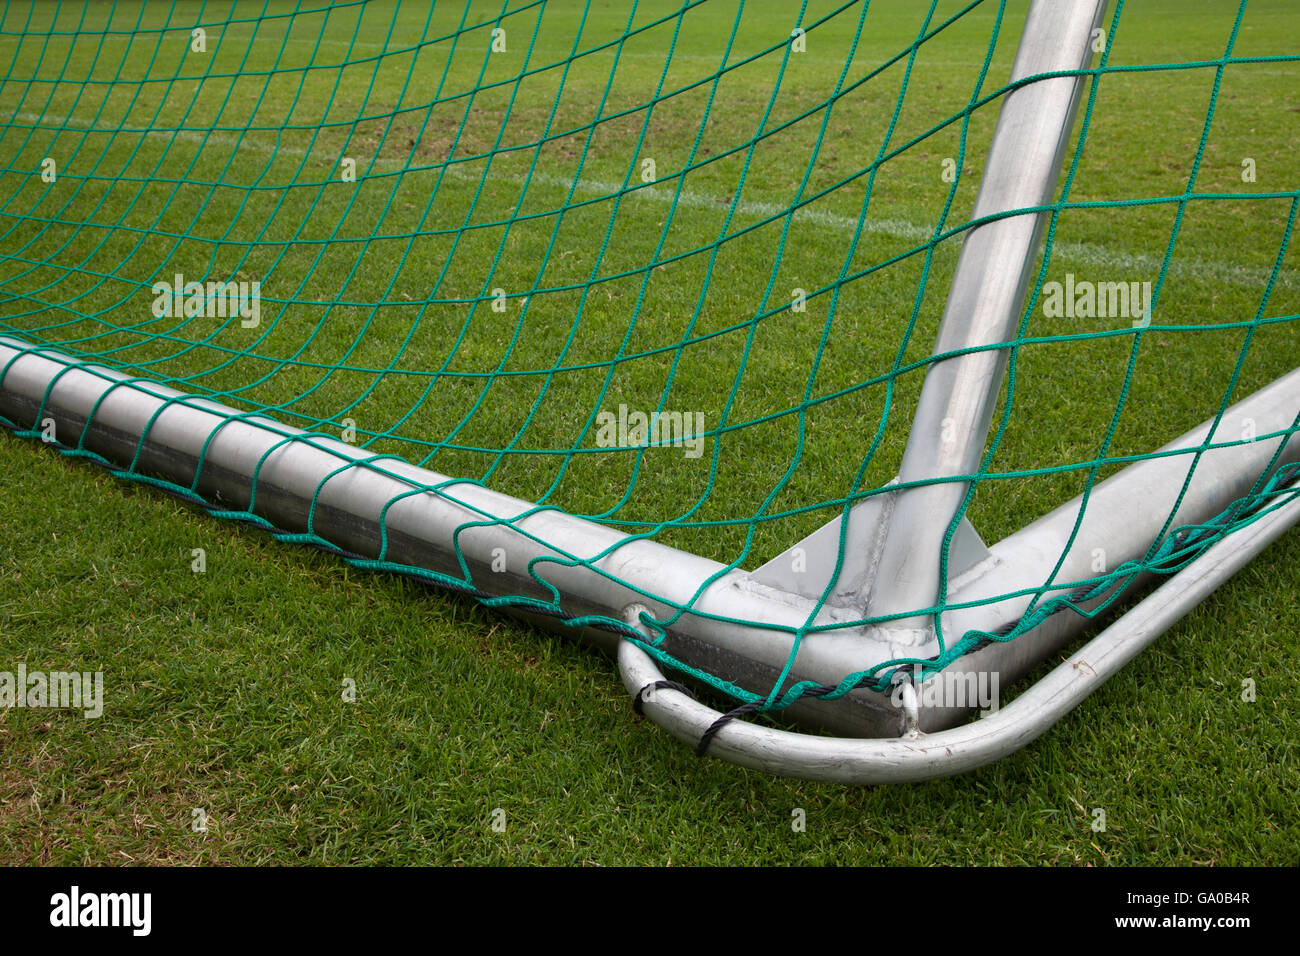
[{"x1": 1, "y1": 0, "x2": 1297, "y2": 864}]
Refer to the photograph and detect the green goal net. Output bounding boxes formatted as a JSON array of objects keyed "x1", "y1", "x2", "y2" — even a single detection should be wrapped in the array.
[{"x1": 2, "y1": 0, "x2": 1297, "y2": 740}]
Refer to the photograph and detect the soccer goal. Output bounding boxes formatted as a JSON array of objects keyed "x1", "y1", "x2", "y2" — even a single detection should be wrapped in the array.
[{"x1": 2, "y1": 0, "x2": 1297, "y2": 782}]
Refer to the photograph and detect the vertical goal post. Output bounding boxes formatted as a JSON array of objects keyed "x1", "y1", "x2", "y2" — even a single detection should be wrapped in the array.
[{"x1": 2, "y1": 0, "x2": 1297, "y2": 782}]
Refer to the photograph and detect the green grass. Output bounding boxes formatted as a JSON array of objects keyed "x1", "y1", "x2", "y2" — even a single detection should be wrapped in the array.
[
  {"x1": 1, "y1": 428, "x2": 1297, "y2": 864},
  {"x1": 1, "y1": 0, "x2": 1298, "y2": 864}
]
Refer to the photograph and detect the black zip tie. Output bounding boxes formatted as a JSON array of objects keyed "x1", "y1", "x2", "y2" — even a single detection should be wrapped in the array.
[{"x1": 633, "y1": 679, "x2": 693, "y2": 715}]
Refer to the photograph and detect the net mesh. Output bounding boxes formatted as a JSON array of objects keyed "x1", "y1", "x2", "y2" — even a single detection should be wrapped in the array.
[{"x1": 2, "y1": 0, "x2": 1298, "y2": 715}]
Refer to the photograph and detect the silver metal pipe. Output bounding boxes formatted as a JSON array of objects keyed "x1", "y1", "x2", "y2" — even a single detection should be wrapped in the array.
[
  {"x1": 2, "y1": 334, "x2": 1297, "y2": 742},
  {"x1": 913, "y1": 365, "x2": 1300, "y2": 730},
  {"x1": 869, "y1": 0, "x2": 1109, "y2": 640},
  {"x1": 620, "y1": 477, "x2": 1300, "y2": 783},
  {"x1": 0, "y1": 334, "x2": 902, "y2": 734},
  {"x1": 1, "y1": 0, "x2": 1293, "y2": 782}
]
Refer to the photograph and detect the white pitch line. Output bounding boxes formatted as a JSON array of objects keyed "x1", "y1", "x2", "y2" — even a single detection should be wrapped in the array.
[
  {"x1": 3, "y1": 108, "x2": 1292, "y2": 290},
  {"x1": 249, "y1": 35, "x2": 1300, "y2": 78}
]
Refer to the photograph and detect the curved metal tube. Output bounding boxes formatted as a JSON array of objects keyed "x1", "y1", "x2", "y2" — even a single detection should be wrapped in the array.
[{"x1": 619, "y1": 479, "x2": 1300, "y2": 783}]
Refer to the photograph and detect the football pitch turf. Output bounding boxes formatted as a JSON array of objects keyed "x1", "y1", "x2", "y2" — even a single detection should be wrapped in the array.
[{"x1": 1, "y1": 0, "x2": 1297, "y2": 864}]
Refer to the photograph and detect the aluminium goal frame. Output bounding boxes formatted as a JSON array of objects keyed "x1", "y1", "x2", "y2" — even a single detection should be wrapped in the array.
[{"x1": 2, "y1": 0, "x2": 1298, "y2": 782}]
